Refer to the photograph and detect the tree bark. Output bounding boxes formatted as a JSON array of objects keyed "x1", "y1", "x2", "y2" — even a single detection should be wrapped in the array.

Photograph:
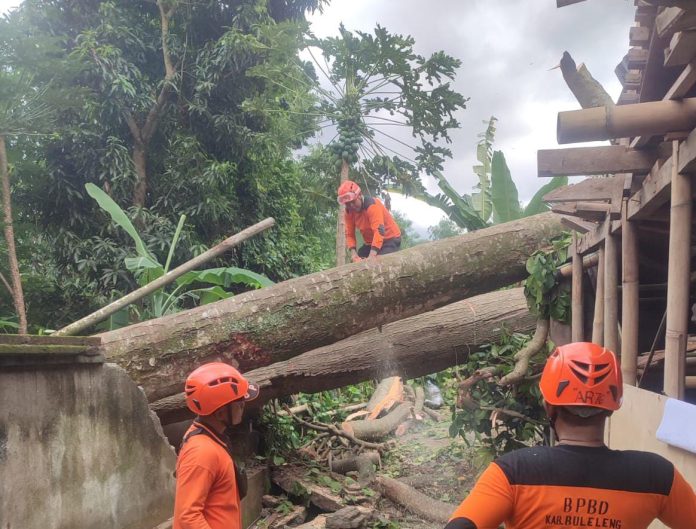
[
  {"x1": 100, "y1": 213, "x2": 561, "y2": 402},
  {"x1": 151, "y1": 288, "x2": 535, "y2": 424},
  {"x1": 335, "y1": 160, "x2": 349, "y2": 267},
  {"x1": 0, "y1": 136, "x2": 27, "y2": 334}
]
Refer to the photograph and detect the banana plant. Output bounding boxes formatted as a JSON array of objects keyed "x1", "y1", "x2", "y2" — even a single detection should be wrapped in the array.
[{"x1": 85, "y1": 183, "x2": 273, "y2": 329}]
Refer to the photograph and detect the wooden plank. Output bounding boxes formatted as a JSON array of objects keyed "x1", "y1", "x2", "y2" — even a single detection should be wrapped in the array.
[
  {"x1": 544, "y1": 176, "x2": 623, "y2": 203},
  {"x1": 664, "y1": 60, "x2": 696, "y2": 99},
  {"x1": 664, "y1": 31, "x2": 696, "y2": 66},
  {"x1": 604, "y1": 225, "x2": 620, "y2": 354},
  {"x1": 656, "y1": 7, "x2": 696, "y2": 38},
  {"x1": 537, "y1": 146, "x2": 658, "y2": 178},
  {"x1": 560, "y1": 216, "x2": 596, "y2": 233},
  {"x1": 627, "y1": 47, "x2": 650, "y2": 68},
  {"x1": 627, "y1": 157, "x2": 674, "y2": 219},
  {"x1": 552, "y1": 203, "x2": 611, "y2": 222},
  {"x1": 631, "y1": 26, "x2": 652, "y2": 47},
  {"x1": 578, "y1": 216, "x2": 610, "y2": 255},
  {"x1": 677, "y1": 125, "x2": 696, "y2": 172},
  {"x1": 621, "y1": 198, "x2": 640, "y2": 386},
  {"x1": 571, "y1": 233, "x2": 584, "y2": 342},
  {"x1": 623, "y1": 70, "x2": 643, "y2": 90},
  {"x1": 635, "y1": 6, "x2": 658, "y2": 26},
  {"x1": 619, "y1": 90, "x2": 640, "y2": 105}
]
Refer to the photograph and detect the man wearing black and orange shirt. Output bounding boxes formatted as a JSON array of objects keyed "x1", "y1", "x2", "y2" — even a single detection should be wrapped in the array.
[
  {"x1": 446, "y1": 342, "x2": 696, "y2": 529},
  {"x1": 174, "y1": 362, "x2": 259, "y2": 529},
  {"x1": 337, "y1": 180, "x2": 401, "y2": 262}
]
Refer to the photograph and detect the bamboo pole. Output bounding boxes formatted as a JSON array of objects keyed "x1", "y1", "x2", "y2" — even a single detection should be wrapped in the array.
[
  {"x1": 592, "y1": 247, "x2": 605, "y2": 345},
  {"x1": 558, "y1": 251, "x2": 599, "y2": 279},
  {"x1": 621, "y1": 198, "x2": 639, "y2": 385},
  {"x1": 571, "y1": 233, "x2": 584, "y2": 342},
  {"x1": 664, "y1": 141, "x2": 690, "y2": 399},
  {"x1": 54, "y1": 218, "x2": 276, "y2": 337},
  {"x1": 604, "y1": 226, "x2": 620, "y2": 354},
  {"x1": 557, "y1": 98, "x2": 696, "y2": 144}
]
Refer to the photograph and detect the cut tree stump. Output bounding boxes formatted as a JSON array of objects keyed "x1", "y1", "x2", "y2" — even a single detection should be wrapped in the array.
[
  {"x1": 152, "y1": 288, "x2": 535, "y2": 424},
  {"x1": 98, "y1": 213, "x2": 563, "y2": 402}
]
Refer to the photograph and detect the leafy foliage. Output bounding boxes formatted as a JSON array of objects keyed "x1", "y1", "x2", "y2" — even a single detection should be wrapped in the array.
[
  {"x1": 427, "y1": 218, "x2": 463, "y2": 240},
  {"x1": 523, "y1": 233, "x2": 572, "y2": 321},
  {"x1": 449, "y1": 330, "x2": 552, "y2": 457},
  {"x1": 85, "y1": 183, "x2": 273, "y2": 329},
  {"x1": 392, "y1": 117, "x2": 567, "y2": 231}
]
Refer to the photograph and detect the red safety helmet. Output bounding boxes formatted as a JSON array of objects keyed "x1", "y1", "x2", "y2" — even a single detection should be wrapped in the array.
[
  {"x1": 539, "y1": 342, "x2": 622, "y2": 412},
  {"x1": 184, "y1": 362, "x2": 259, "y2": 416},
  {"x1": 337, "y1": 180, "x2": 361, "y2": 205}
]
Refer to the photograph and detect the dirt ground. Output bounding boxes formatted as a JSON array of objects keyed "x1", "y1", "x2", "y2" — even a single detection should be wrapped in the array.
[{"x1": 377, "y1": 417, "x2": 487, "y2": 529}]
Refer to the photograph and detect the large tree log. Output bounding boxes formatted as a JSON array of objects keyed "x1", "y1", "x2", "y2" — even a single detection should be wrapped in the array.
[
  {"x1": 152, "y1": 288, "x2": 535, "y2": 424},
  {"x1": 100, "y1": 213, "x2": 561, "y2": 402}
]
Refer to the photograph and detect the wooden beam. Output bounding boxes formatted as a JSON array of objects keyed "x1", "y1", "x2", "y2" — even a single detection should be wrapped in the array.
[
  {"x1": 604, "y1": 223, "x2": 620, "y2": 354},
  {"x1": 592, "y1": 247, "x2": 605, "y2": 344},
  {"x1": 621, "y1": 198, "x2": 640, "y2": 386},
  {"x1": 578, "y1": 216, "x2": 610, "y2": 254},
  {"x1": 622, "y1": 70, "x2": 643, "y2": 90},
  {"x1": 656, "y1": 7, "x2": 696, "y2": 39},
  {"x1": 630, "y1": 26, "x2": 652, "y2": 47},
  {"x1": 571, "y1": 234, "x2": 584, "y2": 342},
  {"x1": 665, "y1": 60, "x2": 696, "y2": 99},
  {"x1": 635, "y1": 6, "x2": 658, "y2": 26},
  {"x1": 537, "y1": 146, "x2": 658, "y2": 178},
  {"x1": 544, "y1": 176, "x2": 623, "y2": 203},
  {"x1": 552, "y1": 202, "x2": 612, "y2": 222},
  {"x1": 560, "y1": 216, "x2": 596, "y2": 233},
  {"x1": 678, "y1": 124, "x2": 696, "y2": 173},
  {"x1": 664, "y1": 31, "x2": 696, "y2": 66},
  {"x1": 627, "y1": 157, "x2": 673, "y2": 219},
  {"x1": 627, "y1": 47, "x2": 650, "y2": 69},
  {"x1": 664, "y1": 141, "x2": 690, "y2": 399}
]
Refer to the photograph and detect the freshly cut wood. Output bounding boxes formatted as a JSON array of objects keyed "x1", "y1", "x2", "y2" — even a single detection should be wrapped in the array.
[
  {"x1": 341, "y1": 402, "x2": 412, "y2": 441},
  {"x1": 375, "y1": 475, "x2": 456, "y2": 524},
  {"x1": 151, "y1": 288, "x2": 535, "y2": 424},
  {"x1": 100, "y1": 214, "x2": 561, "y2": 401},
  {"x1": 558, "y1": 52, "x2": 615, "y2": 110}
]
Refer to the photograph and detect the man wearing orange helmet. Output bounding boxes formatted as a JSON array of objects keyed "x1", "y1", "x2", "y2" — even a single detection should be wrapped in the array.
[
  {"x1": 174, "y1": 362, "x2": 259, "y2": 529},
  {"x1": 445, "y1": 342, "x2": 696, "y2": 529},
  {"x1": 337, "y1": 180, "x2": 401, "y2": 262}
]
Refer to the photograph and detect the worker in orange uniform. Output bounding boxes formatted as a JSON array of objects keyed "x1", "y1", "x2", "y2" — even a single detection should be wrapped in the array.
[
  {"x1": 445, "y1": 342, "x2": 696, "y2": 529},
  {"x1": 174, "y1": 362, "x2": 259, "y2": 529},
  {"x1": 337, "y1": 180, "x2": 401, "y2": 262}
]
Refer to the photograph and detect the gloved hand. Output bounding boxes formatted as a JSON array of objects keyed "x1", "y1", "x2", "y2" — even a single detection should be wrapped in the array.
[{"x1": 352, "y1": 254, "x2": 363, "y2": 263}]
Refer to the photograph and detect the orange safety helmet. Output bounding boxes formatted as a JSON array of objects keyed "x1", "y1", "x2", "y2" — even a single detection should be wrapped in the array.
[
  {"x1": 184, "y1": 362, "x2": 259, "y2": 416},
  {"x1": 539, "y1": 342, "x2": 622, "y2": 412},
  {"x1": 337, "y1": 180, "x2": 361, "y2": 205}
]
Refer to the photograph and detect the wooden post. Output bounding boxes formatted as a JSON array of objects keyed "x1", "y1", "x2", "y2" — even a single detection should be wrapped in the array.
[
  {"x1": 604, "y1": 225, "x2": 620, "y2": 354},
  {"x1": 664, "y1": 141, "x2": 690, "y2": 399},
  {"x1": 621, "y1": 198, "x2": 639, "y2": 385},
  {"x1": 571, "y1": 233, "x2": 584, "y2": 342},
  {"x1": 592, "y1": 246, "x2": 605, "y2": 345}
]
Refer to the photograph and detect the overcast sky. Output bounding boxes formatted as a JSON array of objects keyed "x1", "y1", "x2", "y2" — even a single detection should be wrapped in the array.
[{"x1": 1, "y1": 0, "x2": 636, "y2": 236}]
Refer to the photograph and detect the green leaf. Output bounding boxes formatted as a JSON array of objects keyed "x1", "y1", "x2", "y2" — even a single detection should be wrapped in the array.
[
  {"x1": 523, "y1": 176, "x2": 567, "y2": 217},
  {"x1": 187, "y1": 286, "x2": 234, "y2": 305},
  {"x1": 176, "y1": 267, "x2": 274, "y2": 289},
  {"x1": 164, "y1": 214, "x2": 186, "y2": 274},
  {"x1": 490, "y1": 151, "x2": 521, "y2": 223},
  {"x1": 85, "y1": 183, "x2": 155, "y2": 261}
]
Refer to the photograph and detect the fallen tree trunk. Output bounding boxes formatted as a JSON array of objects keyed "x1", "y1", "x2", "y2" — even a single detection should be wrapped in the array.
[
  {"x1": 375, "y1": 475, "x2": 456, "y2": 524},
  {"x1": 152, "y1": 288, "x2": 535, "y2": 424},
  {"x1": 101, "y1": 213, "x2": 560, "y2": 401}
]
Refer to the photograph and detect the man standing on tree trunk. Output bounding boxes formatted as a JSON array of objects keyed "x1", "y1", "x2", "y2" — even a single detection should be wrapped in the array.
[
  {"x1": 445, "y1": 342, "x2": 696, "y2": 529},
  {"x1": 337, "y1": 180, "x2": 401, "y2": 263}
]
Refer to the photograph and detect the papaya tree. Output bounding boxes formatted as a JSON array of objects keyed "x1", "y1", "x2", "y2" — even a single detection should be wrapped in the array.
[{"x1": 306, "y1": 25, "x2": 467, "y2": 264}]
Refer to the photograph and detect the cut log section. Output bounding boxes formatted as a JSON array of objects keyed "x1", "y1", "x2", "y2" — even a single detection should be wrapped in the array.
[
  {"x1": 375, "y1": 475, "x2": 456, "y2": 524},
  {"x1": 100, "y1": 214, "x2": 561, "y2": 402},
  {"x1": 152, "y1": 288, "x2": 536, "y2": 424}
]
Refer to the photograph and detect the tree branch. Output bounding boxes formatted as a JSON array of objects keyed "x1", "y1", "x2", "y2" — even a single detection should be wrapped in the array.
[{"x1": 498, "y1": 318, "x2": 549, "y2": 386}]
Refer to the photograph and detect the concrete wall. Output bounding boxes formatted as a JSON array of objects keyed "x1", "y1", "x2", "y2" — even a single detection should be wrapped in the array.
[
  {"x1": 0, "y1": 363, "x2": 176, "y2": 529},
  {"x1": 606, "y1": 384, "x2": 696, "y2": 529}
]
